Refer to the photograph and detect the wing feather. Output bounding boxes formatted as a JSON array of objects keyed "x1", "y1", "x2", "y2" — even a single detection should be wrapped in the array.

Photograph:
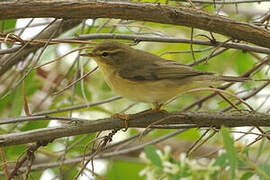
[{"x1": 119, "y1": 59, "x2": 213, "y2": 81}]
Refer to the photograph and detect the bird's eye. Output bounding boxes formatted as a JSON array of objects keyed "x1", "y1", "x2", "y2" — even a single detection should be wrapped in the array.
[{"x1": 102, "y1": 52, "x2": 109, "y2": 57}]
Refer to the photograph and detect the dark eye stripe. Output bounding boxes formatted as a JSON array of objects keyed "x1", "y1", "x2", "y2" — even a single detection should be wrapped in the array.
[
  {"x1": 102, "y1": 52, "x2": 109, "y2": 57},
  {"x1": 133, "y1": 75, "x2": 146, "y2": 80},
  {"x1": 97, "y1": 49, "x2": 124, "y2": 56}
]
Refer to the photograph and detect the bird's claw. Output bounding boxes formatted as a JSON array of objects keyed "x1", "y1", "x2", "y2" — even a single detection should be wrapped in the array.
[{"x1": 112, "y1": 113, "x2": 130, "y2": 132}]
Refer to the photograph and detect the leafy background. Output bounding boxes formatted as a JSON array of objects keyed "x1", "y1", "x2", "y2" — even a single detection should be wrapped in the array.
[{"x1": 0, "y1": 1, "x2": 270, "y2": 180}]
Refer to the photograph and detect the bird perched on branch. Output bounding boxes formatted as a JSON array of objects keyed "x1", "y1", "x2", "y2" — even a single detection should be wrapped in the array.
[{"x1": 80, "y1": 41, "x2": 248, "y2": 129}]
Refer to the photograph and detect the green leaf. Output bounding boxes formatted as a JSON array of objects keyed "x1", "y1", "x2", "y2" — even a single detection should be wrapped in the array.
[
  {"x1": 24, "y1": 71, "x2": 40, "y2": 96},
  {"x1": 181, "y1": 164, "x2": 191, "y2": 177},
  {"x1": 0, "y1": 93, "x2": 13, "y2": 114},
  {"x1": 239, "y1": 154, "x2": 270, "y2": 180},
  {"x1": 9, "y1": 71, "x2": 40, "y2": 117},
  {"x1": 106, "y1": 160, "x2": 144, "y2": 180},
  {"x1": 213, "y1": 153, "x2": 228, "y2": 167},
  {"x1": 175, "y1": 128, "x2": 200, "y2": 141},
  {"x1": 259, "y1": 163, "x2": 270, "y2": 177},
  {"x1": 9, "y1": 84, "x2": 23, "y2": 117},
  {"x1": 256, "y1": 138, "x2": 265, "y2": 160},
  {"x1": 221, "y1": 127, "x2": 237, "y2": 179},
  {"x1": 20, "y1": 120, "x2": 49, "y2": 131},
  {"x1": 144, "y1": 145, "x2": 163, "y2": 168},
  {"x1": 74, "y1": 81, "x2": 92, "y2": 101},
  {"x1": 242, "y1": 146, "x2": 249, "y2": 157},
  {"x1": 240, "y1": 171, "x2": 254, "y2": 180},
  {"x1": 5, "y1": 145, "x2": 26, "y2": 160},
  {"x1": 234, "y1": 52, "x2": 254, "y2": 75},
  {"x1": 0, "y1": 20, "x2": 16, "y2": 31},
  {"x1": 168, "y1": 174, "x2": 180, "y2": 180}
]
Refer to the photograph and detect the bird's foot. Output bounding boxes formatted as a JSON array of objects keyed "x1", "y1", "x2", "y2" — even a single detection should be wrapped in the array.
[
  {"x1": 112, "y1": 104, "x2": 167, "y2": 132},
  {"x1": 153, "y1": 103, "x2": 168, "y2": 114},
  {"x1": 112, "y1": 113, "x2": 130, "y2": 132}
]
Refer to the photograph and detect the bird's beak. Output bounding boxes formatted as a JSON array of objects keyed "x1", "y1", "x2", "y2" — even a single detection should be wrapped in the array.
[{"x1": 79, "y1": 52, "x2": 95, "y2": 57}]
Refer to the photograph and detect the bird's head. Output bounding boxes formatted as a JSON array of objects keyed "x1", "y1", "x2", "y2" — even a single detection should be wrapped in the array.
[{"x1": 80, "y1": 41, "x2": 131, "y2": 67}]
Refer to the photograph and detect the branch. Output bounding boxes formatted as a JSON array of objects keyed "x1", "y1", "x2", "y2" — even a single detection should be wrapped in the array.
[
  {"x1": 0, "y1": 19, "x2": 82, "y2": 77},
  {"x1": 33, "y1": 96, "x2": 122, "y2": 116},
  {"x1": 174, "y1": 0, "x2": 270, "y2": 4},
  {"x1": 1, "y1": 111, "x2": 270, "y2": 147},
  {"x1": 67, "y1": 33, "x2": 270, "y2": 54},
  {"x1": 3, "y1": 34, "x2": 270, "y2": 55},
  {"x1": 1, "y1": 1, "x2": 270, "y2": 48},
  {"x1": 0, "y1": 129, "x2": 186, "y2": 175}
]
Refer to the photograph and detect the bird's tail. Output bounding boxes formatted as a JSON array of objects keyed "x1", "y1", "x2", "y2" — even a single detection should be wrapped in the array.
[
  {"x1": 216, "y1": 75, "x2": 251, "y2": 82},
  {"x1": 194, "y1": 75, "x2": 269, "y2": 82}
]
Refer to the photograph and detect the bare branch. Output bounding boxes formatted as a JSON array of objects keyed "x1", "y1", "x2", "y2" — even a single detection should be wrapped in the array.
[
  {"x1": 0, "y1": 19, "x2": 82, "y2": 77},
  {"x1": 174, "y1": 0, "x2": 270, "y2": 4},
  {"x1": 33, "y1": 96, "x2": 122, "y2": 116},
  {"x1": 66, "y1": 33, "x2": 270, "y2": 54},
  {"x1": 1, "y1": 1, "x2": 270, "y2": 48},
  {"x1": 1, "y1": 111, "x2": 270, "y2": 147}
]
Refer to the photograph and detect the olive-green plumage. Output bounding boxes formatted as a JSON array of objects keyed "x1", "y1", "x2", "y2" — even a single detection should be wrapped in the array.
[{"x1": 81, "y1": 41, "x2": 248, "y2": 108}]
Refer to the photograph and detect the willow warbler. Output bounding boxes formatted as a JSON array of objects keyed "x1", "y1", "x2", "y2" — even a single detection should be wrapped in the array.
[{"x1": 80, "y1": 41, "x2": 247, "y2": 110}]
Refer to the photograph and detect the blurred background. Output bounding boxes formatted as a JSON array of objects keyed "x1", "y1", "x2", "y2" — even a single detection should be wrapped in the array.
[{"x1": 0, "y1": 0, "x2": 270, "y2": 179}]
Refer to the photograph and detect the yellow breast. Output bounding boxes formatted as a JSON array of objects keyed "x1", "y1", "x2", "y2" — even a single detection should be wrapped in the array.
[{"x1": 97, "y1": 63, "x2": 200, "y2": 105}]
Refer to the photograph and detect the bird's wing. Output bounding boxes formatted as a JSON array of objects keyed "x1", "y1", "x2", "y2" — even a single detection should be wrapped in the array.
[{"x1": 118, "y1": 59, "x2": 213, "y2": 81}]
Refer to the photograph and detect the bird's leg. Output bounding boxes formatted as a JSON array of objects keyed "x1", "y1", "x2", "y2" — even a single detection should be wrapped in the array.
[
  {"x1": 112, "y1": 104, "x2": 167, "y2": 132},
  {"x1": 112, "y1": 113, "x2": 130, "y2": 132},
  {"x1": 153, "y1": 103, "x2": 168, "y2": 113},
  {"x1": 153, "y1": 103, "x2": 162, "y2": 112}
]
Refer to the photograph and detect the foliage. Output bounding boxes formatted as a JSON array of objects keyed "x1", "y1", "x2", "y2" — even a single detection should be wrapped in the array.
[
  {"x1": 139, "y1": 129, "x2": 270, "y2": 180},
  {"x1": 0, "y1": 1, "x2": 270, "y2": 180}
]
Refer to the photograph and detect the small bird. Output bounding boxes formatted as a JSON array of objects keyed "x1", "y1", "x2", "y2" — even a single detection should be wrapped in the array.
[{"x1": 80, "y1": 41, "x2": 247, "y2": 111}]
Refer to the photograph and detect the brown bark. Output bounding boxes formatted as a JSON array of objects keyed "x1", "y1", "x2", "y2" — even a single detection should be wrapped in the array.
[
  {"x1": 0, "y1": 1, "x2": 270, "y2": 48},
  {"x1": 0, "y1": 19, "x2": 82, "y2": 76},
  {"x1": 0, "y1": 111, "x2": 270, "y2": 147}
]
